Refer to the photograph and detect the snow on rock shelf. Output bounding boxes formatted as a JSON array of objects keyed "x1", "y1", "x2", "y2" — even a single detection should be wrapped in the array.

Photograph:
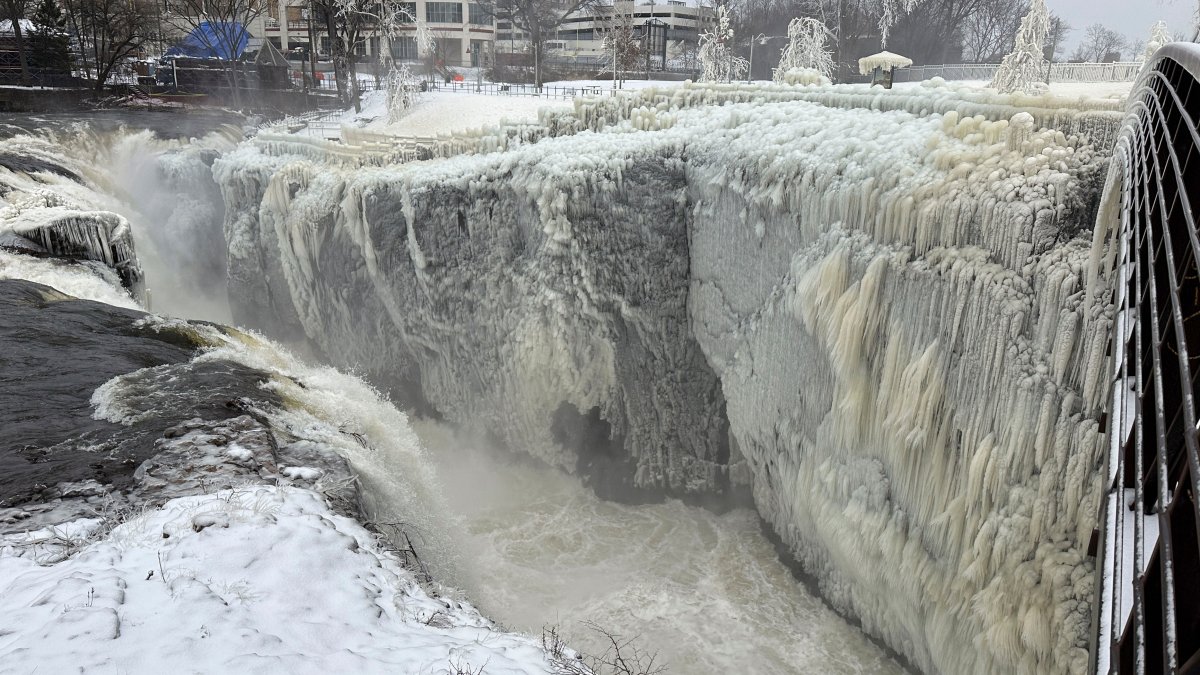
[
  {"x1": 0, "y1": 290, "x2": 582, "y2": 674},
  {"x1": 218, "y1": 82, "x2": 1115, "y2": 673},
  {"x1": 0, "y1": 486, "x2": 575, "y2": 674}
]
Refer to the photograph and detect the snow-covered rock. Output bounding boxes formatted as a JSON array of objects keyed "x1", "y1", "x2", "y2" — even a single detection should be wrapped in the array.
[
  {"x1": 0, "y1": 486, "x2": 578, "y2": 674},
  {"x1": 0, "y1": 272, "x2": 585, "y2": 675}
]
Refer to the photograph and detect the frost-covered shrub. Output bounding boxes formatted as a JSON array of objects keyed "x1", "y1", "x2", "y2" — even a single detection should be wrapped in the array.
[
  {"x1": 990, "y1": 0, "x2": 1049, "y2": 94},
  {"x1": 774, "y1": 17, "x2": 834, "y2": 82},
  {"x1": 385, "y1": 64, "x2": 422, "y2": 124},
  {"x1": 1139, "y1": 21, "x2": 1172, "y2": 63}
]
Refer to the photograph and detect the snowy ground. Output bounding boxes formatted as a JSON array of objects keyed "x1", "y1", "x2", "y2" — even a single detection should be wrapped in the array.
[
  {"x1": 0, "y1": 487, "x2": 574, "y2": 674},
  {"x1": 344, "y1": 89, "x2": 572, "y2": 136},
  {"x1": 326, "y1": 79, "x2": 689, "y2": 138},
  {"x1": 893, "y1": 78, "x2": 1133, "y2": 101},
  {"x1": 312, "y1": 75, "x2": 1130, "y2": 143}
]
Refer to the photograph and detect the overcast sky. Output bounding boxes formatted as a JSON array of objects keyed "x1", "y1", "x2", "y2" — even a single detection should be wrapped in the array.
[{"x1": 1049, "y1": 0, "x2": 1196, "y2": 57}]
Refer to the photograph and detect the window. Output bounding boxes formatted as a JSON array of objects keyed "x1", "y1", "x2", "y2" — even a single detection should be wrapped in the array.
[
  {"x1": 425, "y1": 2, "x2": 463, "y2": 23},
  {"x1": 390, "y1": 35, "x2": 418, "y2": 59},
  {"x1": 468, "y1": 3, "x2": 490, "y2": 25}
]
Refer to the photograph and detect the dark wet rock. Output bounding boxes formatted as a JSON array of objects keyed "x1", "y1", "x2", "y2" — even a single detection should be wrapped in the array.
[{"x1": 0, "y1": 279, "x2": 276, "y2": 510}]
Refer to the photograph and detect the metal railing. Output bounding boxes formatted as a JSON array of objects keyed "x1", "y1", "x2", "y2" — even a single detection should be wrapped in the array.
[
  {"x1": 422, "y1": 79, "x2": 619, "y2": 99},
  {"x1": 0, "y1": 69, "x2": 88, "y2": 89},
  {"x1": 893, "y1": 60, "x2": 1142, "y2": 84},
  {"x1": 1095, "y1": 42, "x2": 1200, "y2": 674}
]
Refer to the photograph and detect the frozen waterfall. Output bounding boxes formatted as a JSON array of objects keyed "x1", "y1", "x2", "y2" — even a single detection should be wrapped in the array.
[{"x1": 215, "y1": 81, "x2": 1120, "y2": 674}]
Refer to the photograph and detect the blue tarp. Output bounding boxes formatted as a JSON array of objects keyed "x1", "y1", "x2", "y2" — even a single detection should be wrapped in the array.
[{"x1": 164, "y1": 22, "x2": 249, "y2": 60}]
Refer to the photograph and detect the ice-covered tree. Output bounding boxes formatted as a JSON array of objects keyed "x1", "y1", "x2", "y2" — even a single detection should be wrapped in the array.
[
  {"x1": 990, "y1": 0, "x2": 1048, "y2": 94},
  {"x1": 385, "y1": 63, "x2": 421, "y2": 124},
  {"x1": 774, "y1": 17, "x2": 833, "y2": 82},
  {"x1": 877, "y1": 0, "x2": 919, "y2": 48},
  {"x1": 325, "y1": 0, "x2": 419, "y2": 109},
  {"x1": 1139, "y1": 20, "x2": 1172, "y2": 63},
  {"x1": 698, "y1": 4, "x2": 747, "y2": 83}
]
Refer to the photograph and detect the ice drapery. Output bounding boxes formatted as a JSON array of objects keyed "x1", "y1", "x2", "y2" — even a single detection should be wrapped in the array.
[{"x1": 217, "y1": 82, "x2": 1119, "y2": 673}]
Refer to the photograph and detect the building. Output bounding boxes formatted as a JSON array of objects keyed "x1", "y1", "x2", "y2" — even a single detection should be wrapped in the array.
[
  {"x1": 257, "y1": 0, "x2": 496, "y2": 68},
  {"x1": 496, "y1": 0, "x2": 712, "y2": 72}
]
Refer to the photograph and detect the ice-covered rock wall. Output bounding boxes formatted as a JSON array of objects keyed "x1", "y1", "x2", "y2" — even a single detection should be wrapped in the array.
[
  {"x1": 217, "y1": 84, "x2": 1118, "y2": 673},
  {"x1": 217, "y1": 135, "x2": 732, "y2": 499}
]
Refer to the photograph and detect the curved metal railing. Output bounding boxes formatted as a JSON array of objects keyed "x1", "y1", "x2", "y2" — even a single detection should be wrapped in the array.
[{"x1": 1095, "y1": 42, "x2": 1200, "y2": 674}]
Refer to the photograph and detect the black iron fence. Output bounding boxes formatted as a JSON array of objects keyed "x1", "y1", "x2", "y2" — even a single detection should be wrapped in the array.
[
  {"x1": 0, "y1": 69, "x2": 88, "y2": 88},
  {"x1": 1096, "y1": 42, "x2": 1200, "y2": 674}
]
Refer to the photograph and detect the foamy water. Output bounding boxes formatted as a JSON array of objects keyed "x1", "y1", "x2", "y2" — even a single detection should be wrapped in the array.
[{"x1": 414, "y1": 422, "x2": 905, "y2": 674}]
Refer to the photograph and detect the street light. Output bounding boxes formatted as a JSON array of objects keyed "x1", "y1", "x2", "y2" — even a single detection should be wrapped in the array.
[{"x1": 747, "y1": 33, "x2": 786, "y2": 83}]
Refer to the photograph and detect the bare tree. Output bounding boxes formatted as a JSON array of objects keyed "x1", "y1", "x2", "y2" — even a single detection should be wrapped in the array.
[
  {"x1": 63, "y1": 0, "x2": 153, "y2": 92},
  {"x1": 1, "y1": 0, "x2": 31, "y2": 82},
  {"x1": 163, "y1": 0, "x2": 265, "y2": 106},
  {"x1": 960, "y1": 0, "x2": 1025, "y2": 63},
  {"x1": 1070, "y1": 23, "x2": 1126, "y2": 62},
  {"x1": 599, "y1": 5, "x2": 640, "y2": 86},
  {"x1": 482, "y1": 0, "x2": 599, "y2": 86}
]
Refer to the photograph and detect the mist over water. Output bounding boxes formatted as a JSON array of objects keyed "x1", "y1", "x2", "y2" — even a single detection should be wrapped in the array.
[{"x1": 413, "y1": 421, "x2": 904, "y2": 674}]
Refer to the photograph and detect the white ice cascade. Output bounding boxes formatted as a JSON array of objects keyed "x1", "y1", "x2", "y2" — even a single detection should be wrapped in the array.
[{"x1": 215, "y1": 83, "x2": 1119, "y2": 674}]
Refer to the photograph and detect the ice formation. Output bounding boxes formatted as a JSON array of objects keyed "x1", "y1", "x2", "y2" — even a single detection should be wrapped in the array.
[
  {"x1": 857, "y1": 50, "x2": 913, "y2": 76},
  {"x1": 774, "y1": 18, "x2": 834, "y2": 82},
  {"x1": 216, "y1": 81, "x2": 1121, "y2": 673}
]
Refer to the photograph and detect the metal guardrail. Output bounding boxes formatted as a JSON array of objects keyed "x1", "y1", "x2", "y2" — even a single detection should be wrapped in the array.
[
  {"x1": 894, "y1": 60, "x2": 1141, "y2": 84},
  {"x1": 1095, "y1": 42, "x2": 1200, "y2": 674}
]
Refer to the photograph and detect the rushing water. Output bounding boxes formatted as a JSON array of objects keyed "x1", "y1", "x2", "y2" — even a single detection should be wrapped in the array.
[
  {"x1": 2, "y1": 119, "x2": 905, "y2": 674},
  {"x1": 414, "y1": 422, "x2": 904, "y2": 674}
]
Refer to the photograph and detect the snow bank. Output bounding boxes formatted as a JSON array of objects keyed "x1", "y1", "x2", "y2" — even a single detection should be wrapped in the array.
[
  {"x1": 217, "y1": 81, "x2": 1114, "y2": 673},
  {"x1": 0, "y1": 486, "x2": 574, "y2": 674}
]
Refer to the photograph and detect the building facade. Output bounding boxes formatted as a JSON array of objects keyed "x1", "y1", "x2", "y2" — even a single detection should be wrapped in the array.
[
  {"x1": 257, "y1": 0, "x2": 496, "y2": 68},
  {"x1": 496, "y1": 0, "x2": 712, "y2": 71}
]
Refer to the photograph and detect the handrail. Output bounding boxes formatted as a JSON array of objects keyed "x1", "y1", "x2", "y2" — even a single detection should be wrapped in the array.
[
  {"x1": 893, "y1": 60, "x2": 1141, "y2": 83},
  {"x1": 1094, "y1": 41, "x2": 1200, "y2": 674}
]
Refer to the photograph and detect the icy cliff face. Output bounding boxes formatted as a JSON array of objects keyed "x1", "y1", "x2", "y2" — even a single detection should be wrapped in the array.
[{"x1": 217, "y1": 83, "x2": 1116, "y2": 673}]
